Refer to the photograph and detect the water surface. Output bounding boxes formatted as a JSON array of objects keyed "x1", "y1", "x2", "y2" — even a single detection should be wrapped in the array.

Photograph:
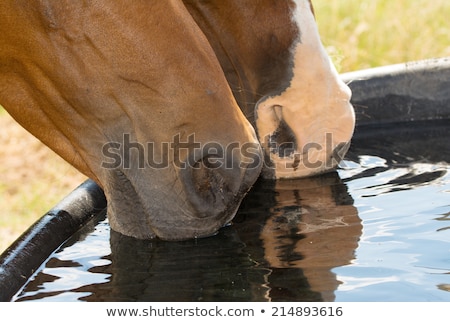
[{"x1": 13, "y1": 121, "x2": 450, "y2": 301}]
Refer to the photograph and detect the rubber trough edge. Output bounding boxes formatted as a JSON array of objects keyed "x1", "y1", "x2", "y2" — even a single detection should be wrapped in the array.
[{"x1": 0, "y1": 179, "x2": 106, "y2": 301}]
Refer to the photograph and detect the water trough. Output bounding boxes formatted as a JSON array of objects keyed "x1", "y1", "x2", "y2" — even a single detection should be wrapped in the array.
[{"x1": 0, "y1": 58, "x2": 449, "y2": 302}]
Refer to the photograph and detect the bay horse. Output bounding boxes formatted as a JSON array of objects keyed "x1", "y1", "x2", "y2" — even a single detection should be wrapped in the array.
[{"x1": 0, "y1": 0, "x2": 354, "y2": 240}]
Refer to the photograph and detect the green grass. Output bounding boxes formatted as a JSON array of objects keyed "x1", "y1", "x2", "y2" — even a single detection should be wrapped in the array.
[
  {"x1": 1, "y1": 1, "x2": 449, "y2": 252},
  {"x1": 313, "y1": 0, "x2": 450, "y2": 72}
]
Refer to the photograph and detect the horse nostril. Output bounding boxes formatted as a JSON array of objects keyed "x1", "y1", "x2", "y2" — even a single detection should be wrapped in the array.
[
  {"x1": 268, "y1": 119, "x2": 297, "y2": 158},
  {"x1": 181, "y1": 154, "x2": 240, "y2": 218},
  {"x1": 181, "y1": 150, "x2": 262, "y2": 220},
  {"x1": 191, "y1": 157, "x2": 227, "y2": 208}
]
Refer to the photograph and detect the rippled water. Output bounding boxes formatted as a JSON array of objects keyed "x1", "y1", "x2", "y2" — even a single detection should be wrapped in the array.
[{"x1": 13, "y1": 121, "x2": 450, "y2": 302}]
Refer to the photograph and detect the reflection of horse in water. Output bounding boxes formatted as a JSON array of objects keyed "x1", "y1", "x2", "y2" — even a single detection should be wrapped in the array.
[
  {"x1": 22, "y1": 173, "x2": 359, "y2": 302},
  {"x1": 238, "y1": 174, "x2": 361, "y2": 301}
]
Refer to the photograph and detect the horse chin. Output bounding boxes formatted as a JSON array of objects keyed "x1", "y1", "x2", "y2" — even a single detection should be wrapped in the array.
[
  {"x1": 102, "y1": 169, "x2": 156, "y2": 240},
  {"x1": 261, "y1": 140, "x2": 351, "y2": 179}
]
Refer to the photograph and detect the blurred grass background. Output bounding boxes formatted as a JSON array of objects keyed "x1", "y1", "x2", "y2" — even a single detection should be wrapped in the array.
[
  {"x1": 314, "y1": 0, "x2": 450, "y2": 72},
  {"x1": 1, "y1": 0, "x2": 449, "y2": 252}
]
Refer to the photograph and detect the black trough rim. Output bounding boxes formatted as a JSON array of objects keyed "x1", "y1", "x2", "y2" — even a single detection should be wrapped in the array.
[
  {"x1": 342, "y1": 57, "x2": 450, "y2": 126},
  {"x1": 0, "y1": 57, "x2": 449, "y2": 302},
  {"x1": 0, "y1": 179, "x2": 106, "y2": 301}
]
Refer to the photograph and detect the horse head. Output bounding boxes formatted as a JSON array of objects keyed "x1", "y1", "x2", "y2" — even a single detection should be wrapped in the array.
[{"x1": 185, "y1": 0, "x2": 355, "y2": 178}]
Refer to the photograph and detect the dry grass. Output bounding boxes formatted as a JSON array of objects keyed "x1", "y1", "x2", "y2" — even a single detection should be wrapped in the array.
[
  {"x1": 0, "y1": 115, "x2": 86, "y2": 252},
  {"x1": 1, "y1": 0, "x2": 449, "y2": 253}
]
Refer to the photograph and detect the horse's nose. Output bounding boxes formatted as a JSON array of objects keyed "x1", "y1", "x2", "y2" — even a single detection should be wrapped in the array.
[{"x1": 180, "y1": 146, "x2": 262, "y2": 226}]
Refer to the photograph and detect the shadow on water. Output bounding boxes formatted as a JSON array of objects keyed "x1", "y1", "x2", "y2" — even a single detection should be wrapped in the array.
[
  {"x1": 345, "y1": 120, "x2": 449, "y2": 193},
  {"x1": 349, "y1": 120, "x2": 450, "y2": 164}
]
